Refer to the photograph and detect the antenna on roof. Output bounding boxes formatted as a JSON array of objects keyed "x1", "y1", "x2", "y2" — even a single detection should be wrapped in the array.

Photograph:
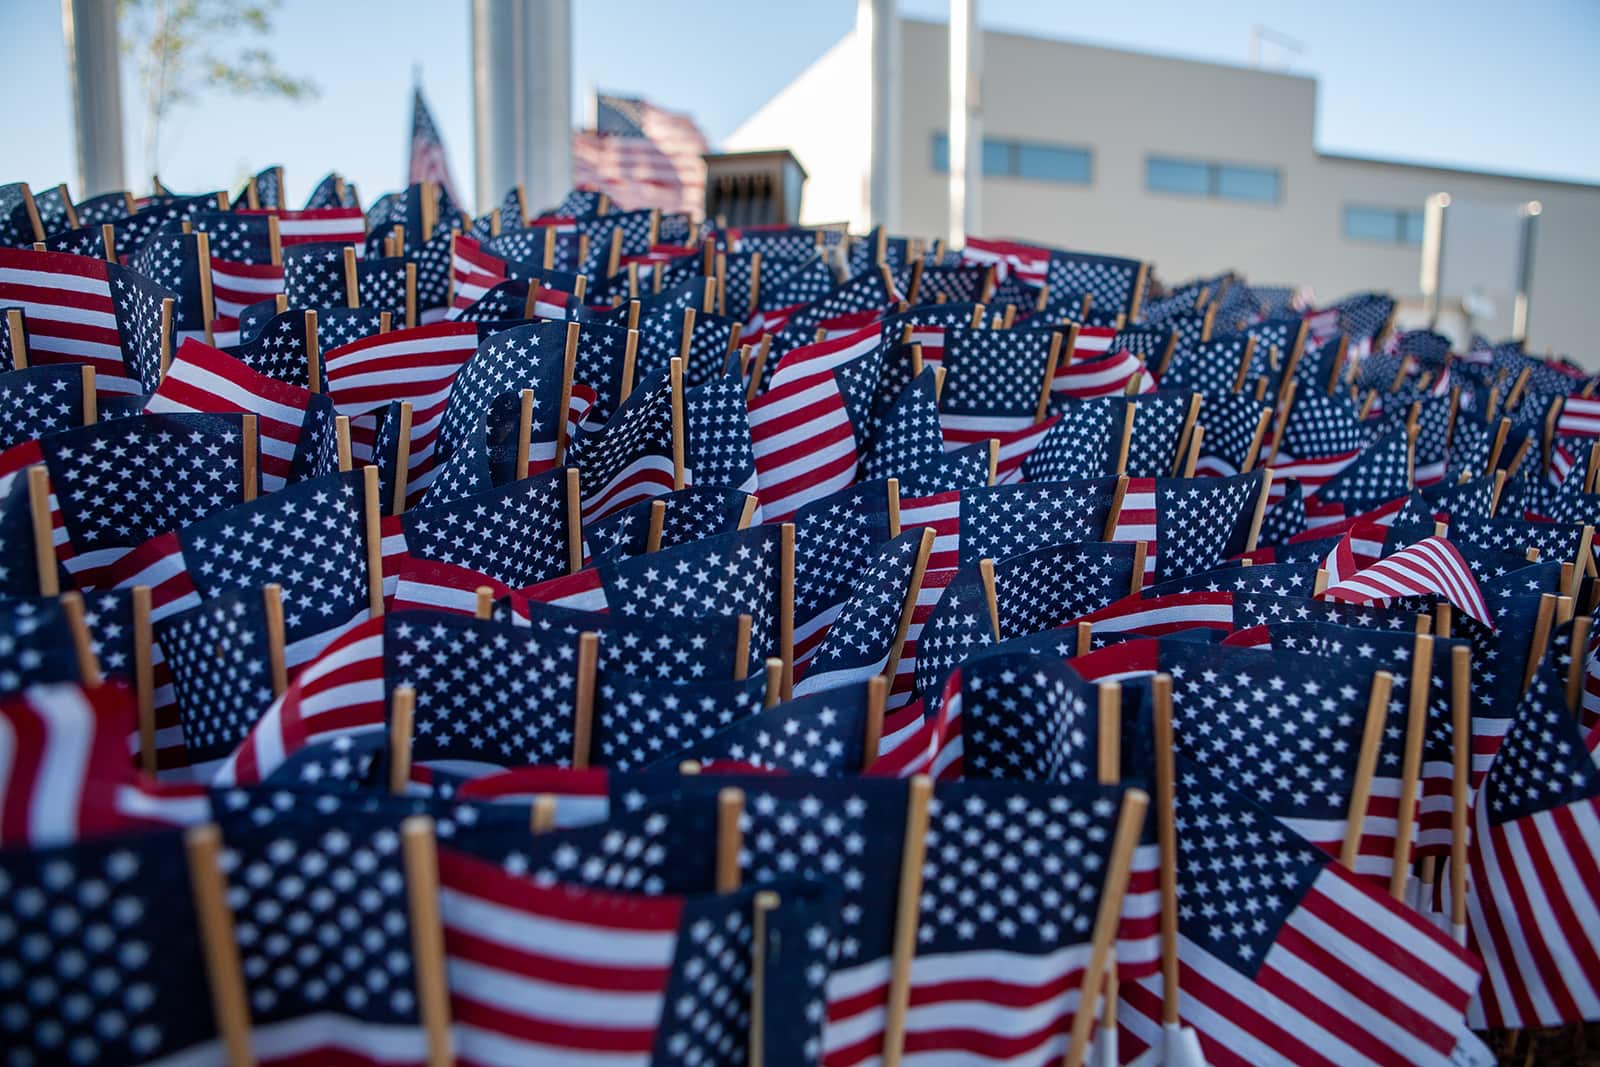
[{"x1": 1249, "y1": 25, "x2": 1306, "y2": 68}]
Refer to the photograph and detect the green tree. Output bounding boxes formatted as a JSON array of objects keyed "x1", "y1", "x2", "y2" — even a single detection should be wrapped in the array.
[{"x1": 119, "y1": 0, "x2": 319, "y2": 182}]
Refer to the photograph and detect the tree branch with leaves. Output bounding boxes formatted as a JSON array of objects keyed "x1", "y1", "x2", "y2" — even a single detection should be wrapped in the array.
[{"x1": 119, "y1": 0, "x2": 319, "y2": 185}]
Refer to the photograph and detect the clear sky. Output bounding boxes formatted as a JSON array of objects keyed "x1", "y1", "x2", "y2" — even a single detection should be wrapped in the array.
[{"x1": 5, "y1": 0, "x2": 1598, "y2": 212}]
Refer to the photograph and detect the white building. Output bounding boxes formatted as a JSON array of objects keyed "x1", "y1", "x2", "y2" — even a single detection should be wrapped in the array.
[{"x1": 724, "y1": 17, "x2": 1600, "y2": 360}]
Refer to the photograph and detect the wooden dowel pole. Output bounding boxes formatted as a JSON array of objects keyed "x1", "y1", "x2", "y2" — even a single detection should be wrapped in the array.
[
  {"x1": 185, "y1": 825, "x2": 257, "y2": 1067},
  {"x1": 474, "y1": 586, "x2": 494, "y2": 620},
  {"x1": 733, "y1": 614, "x2": 753, "y2": 681},
  {"x1": 572, "y1": 632, "x2": 599, "y2": 768},
  {"x1": 566, "y1": 468, "x2": 583, "y2": 574},
  {"x1": 882, "y1": 529, "x2": 935, "y2": 687},
  {"x1": 262, "y1": 584, "x2": 287, "y2": 696},
  {"x1": 1061, "y1": 789, "x2": 1151, "y2": 1067},
  {"x1": 1098, "y1": 681, "x2": 1121, "y2": 785},
  {"x1": 133, "y1": 586, "x2": 156, "y2": 772},
  {"x1": 514, "y1": 389, "x2": 534, "y2": 479},
  {"x1": 978, "y1": 558, "x2": 1002, "y2": 641},
  {"x1": 880, "y1": 775, "x2": 934, "y2": 1067},
  {"x1": 1389, "y1": 634, "x2": 1434, "y2": 899},
  {"x1": 26, "y1": 466, "x2": 57, "y2": 595},
  {"x1": 716, "y1": 787, "x2": 745, "y2": 892},
  {"x1": 1339, "y1": 670, "x2": 1394, "y2": 870},
  {"x1": 388, "y1": 685, "x2": 415, "y2": 795},
  {"x1": 531, "y1": 795, "x2": 557, "y2": 833},
  {"x1": 646, "y1": 499, "x2": 666, "y2": 553},
  {"x1": 1450, "y1": 646, "x2": 1471, "y2": 942},
  {"x1": 779, "y1": 523, "x2": 795, "y2": 700},
  {"x1": 400, "y1": 816, "x2": 455, "y2": 1067},
  {"x1": 863, "y1": 676, "x2": 887, "y2": 769},
  {"x1": 59, "y1": 591, "x2": 102, "y2": 686},
  {"x1": 749, "y1": 889, "x2": 781, "y2": 1067},
  {"x1": 1522, "y1": 594, "x2": 1557, "y2": 696},
  {"x1": 1567, "y1": 616, "x2": 1592, "y2": 715},
  {"x1": 762, "y1": 658, "x2": 784, "y2": 709},
  {"x1": 1152, "y1": 674, "x2": 1180, "y2": 1026}
]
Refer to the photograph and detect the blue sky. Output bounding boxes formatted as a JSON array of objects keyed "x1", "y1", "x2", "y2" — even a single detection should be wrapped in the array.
[{"x1": 6, "y1": 0, "x2": 1598, "y2": 211}]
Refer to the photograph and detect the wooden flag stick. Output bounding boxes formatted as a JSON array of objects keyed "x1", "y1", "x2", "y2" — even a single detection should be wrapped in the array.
[
  {"x1": 779, "y1": 523, "x2": 795, "y2": 700},
  {"x1": 473, "y1": 586, "x2": 494, "y2": 621},
  {"x1": 196, "y1": 231, "x2": 216, "y2": 343},
  {"x1": 1265, "y1": 380, "x2": 1297, "y2": 466},
  {"x1": 572, "y1": 632, "x2": 599, "y2": 768},
  {"x1": 1098, "y1": 681, "x2": 1121, "y2": 785},
  {"x1": 988, "y1": 439, "x2": 1000, "y2": 486},
  {"x1": 1450, "y1": 645, "x2": 1471, "y2": 942},
  {"x1": 1171, "y1": 394, "x2": 1203, "y2": 476},
  {"x1": 1484, "y1": 417, "x2": 1511, "y2": 475},
  {"x1": 388, "y1": 685, "x2": 416, "y2": 794},
  {"x1": 261, "y1": 583, "x2": 288, "y2": 696},
  {"x1": 977, "y1": 558, "x2": 1002, "y2": 641},
  {"x1": 749, "y1": 888, "x2": 781, "y2": 1067},
  {"x1": 1569, "y1": 525, "x2": 1593, "y2": 603},
  {"x1": 400, "y1": 817, "x2": 455, "y2": 1067},
  {"x1": 1522, "y1": 593, "x2": 1558, "y2": 696},
  {"x1": 883, "y1": 528, "x2": 935, "y2": 686},
  {"x1": 1062, "y1": 789, "x2": 1150, "y2": 1067},
  {"x1": 530, "y1": 795, "x2": 558, "y2": 833},
  {"x1": 1129, "y1": 541, "x2": 1148, "y2": 595},
  {"x1": 343, "y1": 246, "x2": 359, "y2": 308},
  {"x1": 670, "y1": 356, "x2": 687, "y2": 489},
  {"x1": 26, "y1": 466, "x2": 58, "y2": 595},
  {"x1": 185, "y1": 825, "x2": 257, "y2": 1067},
  {"x1": 6, "y1": 308, "x2": 26, "y2": 369},
  {"x1": 1389, "y1": 633, "x2": 1435, "y2": 900},
  {"x1": 1076, "y1": 621, "x2": 1093, "y2": 657},
  {"x1": 304, "y1": 310, "x2": 322, "y2": 393},
  {"x1": 1230, "y1": 336, "x2": 1257, "y2": 393},
  {"x1": 1113, "y1": 402, "x2": 1137, "y2": 477},
  {"x1": 619, "y1": 329, "x2": 639, "y2": 402},
  {"x1": 240, "y1": 415, "x2": 258, "y2": 502},
  {"x1": 566, "y1": 468, "x2": 583, "y2": 574},
  {"x1": 132, "y1": 585, "x2": 156, "y2": 771},
  {"x1": 1181, "y1": 425, "x2": 1203, "y2": 478},
  {"x1": 390, "y1": 403, "x2": 413, "y2": 513},
  {"x1": 886, "y1": 478, "x2": 901, "y2": 538},
  {"x1": 1102, "y1": 475, "x2": 1130, "y2": 541},
  {"x1": 514, "y1": 389, "x2": 535, "y2": 479},
  {"x1": 1567, "y1": 615, "x2": 1592, "y2": 714},
  {"x1": 863, "y1": 676, "x2": 887, "y2": 770},
  {"x1": 733, "y1": 615, "x2": 753, "y2": 680},
  {"x1": 880, "y1": 775, "x2": 934, "y2": 1067},
  {"x1": 335, "y1": 416, "x2": 352, "y2": 472},
  {"x1": 1152, "y1": 674, "x2": 1181, "y2": 1026},
  {"x1": 1243, "y1": 469, "x2": 1274, "y2": 553},
  {"x1": 59, "y1": 591, "x2": 102, "y2": 686},
  {"x1": 556, "y1": 323, "x2": 579, "y2": 461},
  {"x1": 645, "y1": 500, "x2": 667, "y2": 553},
  {"x1": 1339, "y1": 670, "x2": 1395, "y2": 870},
  {"x1": 762, "y1": 657, "x2": 783, "y2": 708},
  {"x1": 1239, "y1": 408, "x2": 1272, "y2": 475},
  {"x1": 745, "y1": 336, "x2": 771, "y2": 402},
  {"x1": 1035, "y1": 331, "x2": 1064, "y2": 422},
  {"x1": 79, "y1": 367, "x2": 98, "y2": 426},
  {"x1": 717, "y1": 787, "x2": 745, "y2": 892},
  {"x1": 362, "y1": 465, "x2": 385, "y2": 618},
  {"x1": 101, "y1": 223, "x2": 117, "y2": 262}
]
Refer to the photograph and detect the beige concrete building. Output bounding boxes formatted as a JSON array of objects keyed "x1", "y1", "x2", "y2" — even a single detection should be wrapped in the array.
[{"x1": 724, "y1": 18, "x2": 1600, "y2": 361}]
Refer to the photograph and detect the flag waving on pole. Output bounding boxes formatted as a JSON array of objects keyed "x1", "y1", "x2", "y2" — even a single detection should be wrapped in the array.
[{"x1": 408, "y1": 79, "x2": 461, "y2": 209}]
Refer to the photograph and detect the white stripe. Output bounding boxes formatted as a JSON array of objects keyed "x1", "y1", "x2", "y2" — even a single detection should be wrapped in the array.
[
  {"x1": 440, "y1": 887, "x2": 677, "y2": 967},
  {"x1": 452, "y1": 1023, "x2": 650, "y2": 1067},
  {"x1": 447, "y1": 958, "x2": 666, "y2": 1029},
  {"x1": 31, "y1": 687, "x2": 94, "y2": 843}
]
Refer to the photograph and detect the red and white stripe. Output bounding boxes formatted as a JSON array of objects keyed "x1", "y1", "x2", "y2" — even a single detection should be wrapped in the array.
[
  {"x1": 144, "y1": 338, "x2": 315, "y2": 491},
  {"x1": 572, "y1": 102, "x2": 708, "y2": 216},
  {"x1": 239, "y1": 207, "x2": 366, "y2": 249},
  {"x1": 886, "y1": 567, "x2": 959, "y2": 708},
  {"x1": 0, "y1": 683, "x2": 153, "y2": 846},
  {"x1": 458, "y1": 766, "x2": 612, "y2": 826},
  {"x1": 1054, "y1": 347, "x2": 1154, "y2": 403},
  {"x1": 438, "y1": 845, "x2": 683, "y2": 1067},
  {"x1": 748, "y1": 326, "x2": 881, "y2": 522},
  {"x1": 448, "y1": 236, "x2": 508, "y2": 315},
  {"x1": 1556, "y1": 396, "x2": 1600, "y2": 438},
  {"x1": 1466, "y1": 795, "x2": 1600, "y2": 1029},
  {"x1": 324, "y1": 322, "x2": 480, "y2": 505},
  {"x1": 1119, "y1": 861, "x2": 1481, "y2": 1067},
  {"x1": 960, "y1": 237, "x2": 1049, "y2": 287},
  {"x1": 988, "y1": 419, "x2": 1058, "y2": 485},
  {"x1": 1268, "y1": 450, "x2": 1360, "y2": 501},
  {"x1": 211, "y1": 616, "x2": 386, "y2": 786},
  {"x1": 1074, "y1": 591, "x2": 1235, "y2": 639},
  {"x1": 0, "y1": 249, "x2": 141, "y2": 395},
  {"x1": 1322, "y1": 536, "x2": 1489, "y2": 626}
]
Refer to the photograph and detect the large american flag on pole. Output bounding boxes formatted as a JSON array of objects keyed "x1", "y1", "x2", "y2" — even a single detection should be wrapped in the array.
[{"x1": 572, "y1": 93, "x2": 709, "y2": 216}]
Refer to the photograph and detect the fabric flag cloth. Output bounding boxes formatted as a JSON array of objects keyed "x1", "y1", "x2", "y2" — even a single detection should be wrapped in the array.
[
  {"x1": 572, "y1": 93, "x2": 709, "y2": 216},
  {"x1": 1321, "y1": 533, "x2": 1491, "y2": 625},
  {"x1": 408, "y1": 84, "x2": 462, "y2": 210},
  {"x1": 1466, "y1": 661, "x2": 1600, "y2": 1029}
]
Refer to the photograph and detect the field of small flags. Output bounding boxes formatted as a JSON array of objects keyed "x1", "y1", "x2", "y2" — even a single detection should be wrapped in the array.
[{"x1": 1, "y1": 164, "x2": 1599, "y2": 1067}]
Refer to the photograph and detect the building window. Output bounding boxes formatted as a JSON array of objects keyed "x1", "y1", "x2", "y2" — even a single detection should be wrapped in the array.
[
  {"x1": 931, "y1": 133, "x2": 1092, "y2": 185},
  {"x1": 1145, "y1": 155, "x2": 1281, "y2": 203},
  {"x1": 1343, "y1": 205, "x2": 1425, "y2": 246}
]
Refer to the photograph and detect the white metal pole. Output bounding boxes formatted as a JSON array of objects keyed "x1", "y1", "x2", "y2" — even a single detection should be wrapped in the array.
[
  {"x1": 470, "y1": 0, "x2": 519, "y2": 215},
  {"x1": 947, "y1": 0, "x2": 980, "y2": 247},
  {"x1": 859, "y1": 0, "x2": 900, "y2": 234},
  {"x1": 61, "y1": 0, "x2": 126, "y2": 197},
  {"x1": 521, "y1": 0, "x2": 573, "y2": 217}
]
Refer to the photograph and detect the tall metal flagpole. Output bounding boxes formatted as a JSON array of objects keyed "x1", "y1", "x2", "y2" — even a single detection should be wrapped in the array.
[
  {"x1": 470, "y1": 0, "x2": 572, "y2": 217},
  {"x1": 947, "y1": 0, "x2": 980, "y2": 248},
  {"x1": 61, "y1": 0, "x2": 127, "y2": 197},
  {"x1": 860, "y1": 0, "x2": 900, "y2": 233}
]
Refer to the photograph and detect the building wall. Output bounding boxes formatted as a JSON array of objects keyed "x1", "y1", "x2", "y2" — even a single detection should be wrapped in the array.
[{"x1": 725, "y1": 18, "x2": 1600, "y2": 362}]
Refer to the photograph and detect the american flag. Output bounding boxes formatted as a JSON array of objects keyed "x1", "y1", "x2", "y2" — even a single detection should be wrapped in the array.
[
  {"x1": 0, "y1": 248, "x2": 170, "y2": 396},
  {"x1": 656, "y1": 682, "x2": 871, "y2": 775},
  {"x1": 572, "y1": 93, "x2": 708, "y2": 216},
  {"x1": 791, "y1": 484, "x2": 894, "y2": 669},
  {"x1": 793, "y1": 529, "x2": 927, "y2": 697},
  {"x1": 0, "y1": 825, "x2": 224, "y2": 1064},
  {"x1": 595, "y1": 672, "x2": 767, "y2": 771},
  {"x1": 937, "y1": 326, "x2": 1059, "y2": 447},
  {"x1": 389, "y1": 463, "x2": 574, "y2": 588},
  {"x1": 0, "y1": 363, "x2": 91, "y2": 450},
  {"x1": 407, "y1": 84, "x2": 462, "y2": 209},
  {"x1": 1467, "y1": 659, "x2": 1600, "y2": 1028},
  {"x1": 1322, "y1": 533, "x2": 1490, "y2": 625},
  {"x1": 145, "y1": 338, "x2": 328, "y2": 491},
  {"x1": 566, "y1": 370, "x2": 677, "y2": 520},
  {"x1": 1117, "y1": 756, "x2": 1479, "y2": 1066},
  {"x1": 240, "y1": 206, "x2": 366, "y2": 248},
  {"x1": 683, "y1": 370, "x2": 759, "y2": 494},
  {"x1": 586, "y1": 485, "x2": 752, "y2": 563}
]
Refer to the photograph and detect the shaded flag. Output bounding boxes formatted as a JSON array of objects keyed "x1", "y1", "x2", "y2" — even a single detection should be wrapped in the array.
[{"x1": 794, "y1": 529, "x2": 927, "y2": 696}]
